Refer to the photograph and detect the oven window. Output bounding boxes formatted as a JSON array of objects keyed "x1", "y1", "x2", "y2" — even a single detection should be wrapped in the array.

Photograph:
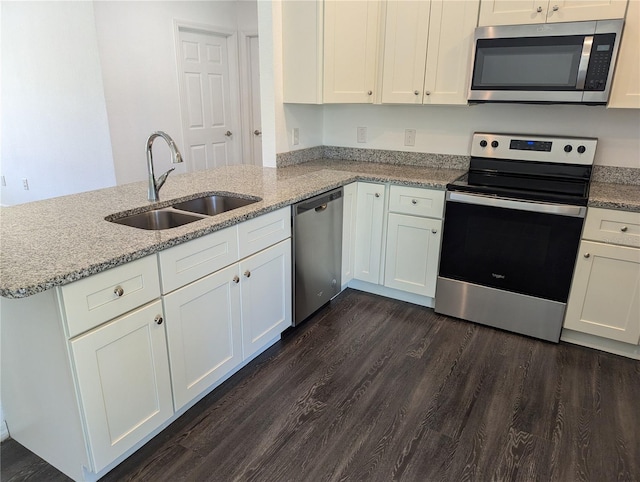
[
  {"x1": 472, "y1": 36, "x2": 584, "y2": 90},
  {"x1": 439, "y1": 201, "x2": 583, "y2": 302}
]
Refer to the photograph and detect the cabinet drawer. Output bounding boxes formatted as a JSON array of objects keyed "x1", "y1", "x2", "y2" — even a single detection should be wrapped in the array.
[
  {"x1": 583, "y1": 208, "x2": 640, "y2": 248},
  {"x1": 388, "y1": 185, "x2": 444, "y2": 219},
  {"x1": 61, "y1": 256, "x2": 160, "y2": 338},
  {"x1": 238, "y1": 207, "x2": 291, "y2": 258},
  {"x1": 158, "y1": 225, "x2": 239, "y2": 293}
]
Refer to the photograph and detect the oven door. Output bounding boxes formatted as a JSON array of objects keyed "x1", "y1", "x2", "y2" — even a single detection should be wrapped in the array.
[{"x1": 438, "y1": 192, "x2": 585, "y2": 303}]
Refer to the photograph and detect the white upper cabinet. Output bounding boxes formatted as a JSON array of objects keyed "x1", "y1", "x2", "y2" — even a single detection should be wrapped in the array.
[
  {"x1": 609, "y1": 0, "x2": 640, "y2": 108},
  {"x1": 479, "y1": 0, "x2": 628, "y2": 26},
  {"x1": 382, "y1": 0, "x2": 479, "y2": 105},
  {"x1": 323, "y1": 0, "x2": 381, "y2": 103}
]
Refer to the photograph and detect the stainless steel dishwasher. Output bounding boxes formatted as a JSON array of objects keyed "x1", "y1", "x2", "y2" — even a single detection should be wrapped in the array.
[{"x1": 293, "y1": 187, "x2": 343, "y2": 326}]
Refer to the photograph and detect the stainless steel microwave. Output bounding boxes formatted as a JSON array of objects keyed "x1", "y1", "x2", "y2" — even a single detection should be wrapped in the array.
[{"x1": 468, "y1": 19, "x2": 624, "y2": 105}]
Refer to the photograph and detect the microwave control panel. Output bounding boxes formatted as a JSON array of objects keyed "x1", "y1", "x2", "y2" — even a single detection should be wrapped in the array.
[{"x1": 584, "y1": 33, "x2": 616, "y2": 91}]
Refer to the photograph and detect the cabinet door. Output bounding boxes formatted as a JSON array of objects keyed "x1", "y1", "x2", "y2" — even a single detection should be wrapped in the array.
[
  {"x1": 381, "y1": 0, "x2": 431, "y2": 104},
  {"x1": 564, "y1": 241, "x2": 640, "y2": 344},
  {"x1": 479, "y1": 0, "x2": 548, "y2": 26},
  {"x1": 240, "y1": 239, "x2": 292, "y2": 360},
  {"x1": 609, "y1": 0, "x2": 640, "y2": 108},
  {"x1": 342, "y1": 182, "x2": 358, "y2": 287},
  {"x1": 163, "y1": 264, "x2": 242, "y2": 411},
  {"x1": 323, "y1": 0, "x2": 380, "y2": 103},
  {"x1": 354, "y1": 183, "x2": 386, "y2": 284},
  {"x1": 545, "y1": 0, "x2": 628, "y2": 23},
  {"x1": 423, "y1": 0, "x2": 480, "y2": 105},
  {"x1": 70, "y1": 301, "x2": 173, "y2": 472},
  {"x1": 384, "y1": 214, "x2": 442, "y2": 297}
]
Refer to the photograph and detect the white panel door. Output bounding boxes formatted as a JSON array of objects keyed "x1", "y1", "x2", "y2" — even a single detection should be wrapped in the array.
[
  {"x1": 163, "y1": 264, "x2": 243, "y2": 411},
  {"x1": 178, "y1": 28, "x2": 241, "y2": 171},
  {"x1": 564, "y1": 240, "x2": 640, "y2": 344},
  {"x1": 249, "y1": 36, "x2": 262, "y2": 165},
  {"x1": 70, "y1": 301, "x2": 173, "y2": 472},
  {"x1": 423, "y1": 0, "x2": 480, "y2": 105},
  {"x1": 381, "y1": 0, "x2": 431, "y2": 104},
  {"x1": 323, "y1": 0, "x2": 380, "y2": 103},
  {"x1": 240, "y1": 239, "x2": 292, "y2": 360},
  {"x1": 354, "y1": 183, "x2": 386, "y2": 284},
  {"x1": 384, "y1": 214, "x2": 442, "y2": 297}
]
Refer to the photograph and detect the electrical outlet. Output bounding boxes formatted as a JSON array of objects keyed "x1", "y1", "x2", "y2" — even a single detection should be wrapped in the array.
[
  {"x1": 357, "y1": 127, "x2": 367, "y2": 143},
  {"x1": 292, "y1": 128, "x2": 299, "y2": 146},
  {"x1": 22, "y1": 178, "x2": 29, "y2": 190},
  {"x1": 404, "y1": 129, "x2": 416, "y2": 147}
]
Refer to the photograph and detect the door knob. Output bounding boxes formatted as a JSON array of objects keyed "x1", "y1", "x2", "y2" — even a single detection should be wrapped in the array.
[
  {"x1": 254, "y1": 130, "x2": 262, "y2": 136},
  {"x1": 225, "y1": 131, "x2": 232, "y2": 137}
]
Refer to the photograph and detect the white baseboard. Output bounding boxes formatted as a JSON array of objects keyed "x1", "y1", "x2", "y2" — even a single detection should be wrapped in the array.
[
  {"x1": 346, "y1": 279, "x2": 435, "y2": 308},
  {"x1": 561, "y1": 329, "x2": 640, "y2": 360}
]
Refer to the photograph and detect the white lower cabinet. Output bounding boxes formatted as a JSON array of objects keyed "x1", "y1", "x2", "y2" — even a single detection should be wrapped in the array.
[
  {"x1": 349, "y1": 182, "x2": 445, "y2": 305},
  {"x1": 563, "y1": 207, "x2": 640, "y2": 358},
  {"x1": 240, "y1": 239, "x2": 292, "y2": 360},
  {"x1": 564, "y1": 240, "x2": 640, "y2": 344},
  {"x1": 354, "y1": 182, "x2": 386, "y2": 283},
  {"x1": 341, "y1": 182, "x2": 358, "y2": 288},
  {"x1": 163, "y1": 264, "x2": 243, "y2": 411},
  {"x1": 70, "y1": 300, "x2": 173, "y2": 473},
  {"x1": 384, "y1": 213, "x2": 442, "y2": 297}
]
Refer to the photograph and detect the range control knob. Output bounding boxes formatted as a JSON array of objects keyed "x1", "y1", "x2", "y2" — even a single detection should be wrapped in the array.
[
  {"x1": 577, "y1": 145, "x2": 586, "y2": 154},
  {"x1": 480, "y1": 140, "x2": 488, "y2": 148},
  {"x1": 491, "y1": 140, "x2": 499, "y2": 148},
  {"x1": 564, "y1": 144, "x2": 573, "y2": 153}
]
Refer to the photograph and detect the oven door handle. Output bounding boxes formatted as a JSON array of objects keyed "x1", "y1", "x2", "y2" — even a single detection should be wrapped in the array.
[{"x1": 447, "y1": 192, "x2": 586, "y2": 217}]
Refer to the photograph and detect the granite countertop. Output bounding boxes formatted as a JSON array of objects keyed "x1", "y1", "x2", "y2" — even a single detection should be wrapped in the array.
[
  {"x1": 0, "y1": 161, "x2": 465, "y2": 299},
  {"x1": 588, "y1": 181, "x2": 640, "y2": 212}
]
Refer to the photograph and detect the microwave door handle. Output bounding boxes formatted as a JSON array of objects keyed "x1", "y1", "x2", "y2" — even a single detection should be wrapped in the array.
[{"x1": 576, "y1": 36, "x2": 593, "y2": 90}]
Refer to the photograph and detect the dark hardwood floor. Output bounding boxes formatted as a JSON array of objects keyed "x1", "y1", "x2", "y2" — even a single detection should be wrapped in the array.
[{"x1": 2, "y1": 289, "x2": 639, "y2": 481}]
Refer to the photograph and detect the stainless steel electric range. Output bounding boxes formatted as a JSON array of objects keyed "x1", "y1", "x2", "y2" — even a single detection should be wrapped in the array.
[{"x1": 435, "y1": 132, "x2": 597, "y2": 342}]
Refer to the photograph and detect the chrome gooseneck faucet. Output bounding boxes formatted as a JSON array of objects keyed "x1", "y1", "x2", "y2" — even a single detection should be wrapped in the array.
[{"x1": 146, "y1": 131, "x2": 184, "y2": 201}]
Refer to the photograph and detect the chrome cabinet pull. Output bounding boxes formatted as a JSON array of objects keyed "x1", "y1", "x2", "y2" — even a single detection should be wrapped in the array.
[
  {"x1": 155, "y1": 315, "x2": 163, "y2": 325},
  {"x1": 233, "y1": 275, "x2": 240, "y2": 284},
  {"x1": 374, "y1": 192, "x2": 380, "y2": 198},
  {"x1": 414, "y1": 90, "x2": 419, "y2": 95},
  {"x1": 621, "y1": 226, "x2": 628, "y2": 232},
  {"x1": 431, "y1": 228, "x2": 438, "y2": 234},
  {"x1": 244, "y1": 270, "x2": 251, "y2": 278},
  {"x1": 537, "y1": 6, "x2": 543, "y2": 12},
  {"x1": 254, "y1": 130, "x2": 262, "y2": 136},
  {"x1": 411, "y1": 199, "x2": 418, "y2": 205},
  {"x1": 425, "y1": 91, "x2": 431, "y2": 96},
  {"x1": 367, "y1": 90, "x2": 373, "y2": 96},
  {"x1": 584, "y1": 253, "x2": 591, "y2": 258},
  {"x1": 114, "y1": 286, "x2": 124, "y2": 297},
  {"x1": 552, "y1": 5, "x2": 559, "y2": 11},
  {"x1": 225, "y1": 131, "x2": 232, "y2": 137}
]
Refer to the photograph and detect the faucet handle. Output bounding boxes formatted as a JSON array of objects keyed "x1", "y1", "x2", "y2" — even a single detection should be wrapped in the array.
[{"x1": 155, "y1": 167, "x2": 175, "y2": 191}]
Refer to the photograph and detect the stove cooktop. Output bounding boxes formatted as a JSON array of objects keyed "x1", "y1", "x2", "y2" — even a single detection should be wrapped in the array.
[{"x1": 449, "y1": 133, "x2": 598, "y2": 206}]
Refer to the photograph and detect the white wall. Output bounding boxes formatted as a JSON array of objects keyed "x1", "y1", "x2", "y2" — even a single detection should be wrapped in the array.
[
  {"x1": 1, "y1": 1, "x2": 116, "y2": 206},
  {"x1": 322, "y1": 104, "x2": 640, "y2": 168},
  {"x1": 94, "y1": 1, "x2": 247, "y2": 185}
]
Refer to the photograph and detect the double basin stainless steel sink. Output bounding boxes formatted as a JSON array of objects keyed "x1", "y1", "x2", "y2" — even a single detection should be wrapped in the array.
[{"x1": 107, "y1": 194, "x2": 260, "y2": 230}]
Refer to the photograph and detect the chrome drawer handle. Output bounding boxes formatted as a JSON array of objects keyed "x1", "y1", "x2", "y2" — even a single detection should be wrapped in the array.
[
  {"x1": 552, "y1": 5, "x2": 559, "y2": 11},
  {"x1": 537, "y1": 6, "x2": 543, "y2": 12},
  {"x1": 431, "y1": 229, "x2": 438, "y2": 234},
  {"x1": 374, "y1": 192, "x2": 380, "y2": 198},
  {"x1": 411, "y1": 199, "x2": 418, "y2": 205},
  {"x1": 225, "y1": 131, "x2": 232, "y2": 137},
  {"x1": 155, "y1": 315, "x2": 163, "y2": 325},
  {"x1": 244, "y1": 270, "x2": 251, "y2": 278},
  {"x1": 367, "y1": 90, "x2": 373, "y2": 96},
  {"x1": 114, "y1": 286, "x2": 124, "y2": 297},
  {"x1": 584, "y1": 253, "x2": 591, "y2": 258},
  {"x1": 233, "y1": 275, "x2": 240, "y2": 284},
  {"x1": 621, "y1": 226, "x2": 628, "y2": 232}
]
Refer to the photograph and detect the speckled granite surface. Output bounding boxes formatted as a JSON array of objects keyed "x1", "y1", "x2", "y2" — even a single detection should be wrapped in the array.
[
  {"x1": 276, "y1": 146, "x2": 470, "y2": 170},
  {"x1": 592, "y1": 166, "x2": 640, "y2": 185},
  {"x1": 0, "y1": 162, "x2": 464, "y2": 298},
  {"x1": 588, "y1": 182, "x2": 640, "y2": 212}
]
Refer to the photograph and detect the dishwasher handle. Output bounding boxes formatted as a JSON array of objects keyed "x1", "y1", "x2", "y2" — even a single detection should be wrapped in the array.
[{"x1": 294, "y1": 188, "x2": 343, "y2": 215}]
